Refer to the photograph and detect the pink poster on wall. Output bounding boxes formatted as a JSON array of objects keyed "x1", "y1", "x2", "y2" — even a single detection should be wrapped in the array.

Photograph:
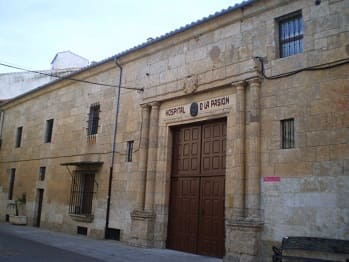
[{"x1": 263, "y1": 176, "x2": 281, "y2": 182}]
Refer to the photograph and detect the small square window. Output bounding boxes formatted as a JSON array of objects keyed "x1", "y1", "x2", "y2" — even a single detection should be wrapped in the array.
[
  {"x1": 45, "y1": 119, "x2": 54, "y2": 143},
  {"x1": 126, "y1": 141, "x2": 134, "y2": 162},
  {"x1": 15, "y1": 126, "x2": 23, "y2": 148},
  {"x1": 281, "y1": 118, "x2": 295, "y2": 149},
  {"x1": 77, "y1": 226, "x2": 88, "y2": 235},
  {"x1": 39, "y1": 167, "x2": 46, "y2": 181},
  {"x1": 278, "y1": 11, "x2": 303, "y2": 58},
  {"x1": 87, "y1": 103, "x2": 100, "y2": 136}
]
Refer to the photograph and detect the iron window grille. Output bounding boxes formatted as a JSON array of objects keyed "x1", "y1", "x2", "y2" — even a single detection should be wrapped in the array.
[
  {"x1": 281, "y1": 118, "x2": 295, "y2": 149},
  {"x1": 87, "y1": 103, "x2": 100, "y2": 136},
  {"x1": 45, "y1": 119, "x2": 54, "y2": 143},
  {"x1": 279, "y1": 11, "x2": 303, "y2": 58},
  {"x1": 105, "y1": 228, "x2": 120, "y2": 240},
  {"x1": 126, "y1": 140, "x2": 134, "y2": 162},
  {"x1": 8, "y1": 168, "x2": 15, "y2": 200},
  {"x1": 39, "y1": 166, "x2": 46, "y2": 181},
  {"x1": 77, "y1": 226, "x2": 88, "y2": 235},
  {"x1": 69, "y1": 171, "x2": 95, "y2": 215},
  {"x1": 15, "y1": 126, "x2": 23, "y2": 148}
]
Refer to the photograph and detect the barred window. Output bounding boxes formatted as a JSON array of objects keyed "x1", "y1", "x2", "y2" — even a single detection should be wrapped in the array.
[
  {"x1": 87, "y1": 103, "x2": 100, "y2": 136},
  {"x1": 45, "y1": 119, "x2": 54, "y2": 143},
  {"x1": 8, "y1": 168, "x2": 15, "y2": 200},
  {"x1": 39, "y1": 166, "x2": 46, "y2": 181},
  {"x1": 126, "y1": 141, "x2": 134, "y2": 162},
  {"x1": 15, "y1": 126, "x2": 23, "y2": 148},
  {"x1": 281, "y1": 118, "x2": 295, "y2": 149},
  {"x1": 279, "y1": 11, "x2": 303, "y2": 58},
  {"x1": 69, "y1": 171, "x2": 95, "y2": 215}
]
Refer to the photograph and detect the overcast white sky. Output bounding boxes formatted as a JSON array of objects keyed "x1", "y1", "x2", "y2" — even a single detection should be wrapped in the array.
[{"x1": 0, "y1": 0, "x2": 244, "y2": 73}]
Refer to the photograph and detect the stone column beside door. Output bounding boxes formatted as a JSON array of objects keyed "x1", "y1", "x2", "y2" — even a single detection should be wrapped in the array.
[
  {"x1": 129, "y1": 102, "x2": 159, "y2": 247},
  {"x1": 224, "y1": 78, "x2": 263, "y2": 262}
]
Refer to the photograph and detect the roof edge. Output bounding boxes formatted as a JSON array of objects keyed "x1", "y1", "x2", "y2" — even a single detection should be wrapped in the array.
[{"x1": 1, "y1": 0, "x2": 258, "y2": 108}]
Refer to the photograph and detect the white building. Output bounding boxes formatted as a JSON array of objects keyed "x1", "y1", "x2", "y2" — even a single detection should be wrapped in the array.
[
  {"x1": 0, "y1": 51, "x2": 89, "y2": 100},
  {"x1": 50, "y1": 51, "x2": 89, "y2": 70}
]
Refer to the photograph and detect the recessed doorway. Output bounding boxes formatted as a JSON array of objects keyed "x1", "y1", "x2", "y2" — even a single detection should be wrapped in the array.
[{"x1": 167, "y1": 119, "x2": 226, "y2": 258}]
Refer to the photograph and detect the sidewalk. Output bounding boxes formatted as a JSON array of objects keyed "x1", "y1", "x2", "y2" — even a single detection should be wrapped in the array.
[{"x1": 0, "y1": 223, "x2": 221, "y2": 262}]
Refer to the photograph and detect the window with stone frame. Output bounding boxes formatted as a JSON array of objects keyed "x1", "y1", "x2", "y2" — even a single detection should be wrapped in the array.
[
  {"x1": 87, "y1": 103, "x2": 100, "y2": 136},
  {"x1": 281, "y1": 118, "x2": 295, "y2": 149},
  {"x1": 278, "y1": 11, "x2": 303, "y2": 58},
  {"x1": 69, "y1": 171, "x2": 95, "y2": 215},
  {"x1": 126, "y1": 140, "x2": 134, "y2": 162},
  {"x1": 39, "y1": 166, "x2": 46, "y2": 181},
  {"x1": 15, "y1": 126, "x2": 23, "y2": 148},
  {"x1": 44, "y1": 119, "x2": 54, "y2": 143}
]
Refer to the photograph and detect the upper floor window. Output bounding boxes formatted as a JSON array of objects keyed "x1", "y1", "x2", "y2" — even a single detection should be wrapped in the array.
[
  {"x1": 87, "y1": 103, "x2": 100, "y2": 136},
  {"x1": 39, "y1": 166, "x2": 46, "y2": 181},
  {"x1": 279, "y1": 11, "x2": 303, "y2": 58},
  {"x1": 15, "y1": 126, "x2": 23, "y2": 148},
  {"x1": 281, "y1": 118, "x2": 295, "y2": 149},
  {"x1": 44, "y1": 119, "x2": 54, "y2": 143}
]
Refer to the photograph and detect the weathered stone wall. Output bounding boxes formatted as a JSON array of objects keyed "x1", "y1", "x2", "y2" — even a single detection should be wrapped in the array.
[
  {"x1": 260, "y1": 64, "x2": 349, "y2": 258},
  {"x1": 107, "y1": 88, "x2": 145, "y2": 239},
  {"x1": 0, "y1": 64, "x2": 118, "y2": 238},
  {"x1": 110, "y1": 0, "x2": 260, "y2": 246},
  {"x1": 111, "y1": 0, "x2": 349, "y2": 260},
  {"x1": 258, "y1": 0, "x2": 349, "y2": 260},
  {"x1": 0, "y1": 0, "x2": 347, "y2": 260}
]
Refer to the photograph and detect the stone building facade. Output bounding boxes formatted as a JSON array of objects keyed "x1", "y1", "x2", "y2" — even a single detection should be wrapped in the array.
[
  {"x1": 0, "y1": 0, "x2": 348, "y2": 261},
  {"x1": 0, "y1": 63, "x2": 120, "y2": 237}
]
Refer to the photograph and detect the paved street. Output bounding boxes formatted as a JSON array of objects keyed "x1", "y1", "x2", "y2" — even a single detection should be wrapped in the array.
[
  {"x1": 0, "y1": 228, "x2": 99, "y2": 261},
  {"x1": 0, "y1": 223, "x2": 220, "y2": 262}
]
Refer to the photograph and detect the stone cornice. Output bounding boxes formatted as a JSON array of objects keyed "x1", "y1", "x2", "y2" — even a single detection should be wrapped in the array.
[
  {"x1": 130, "y1": 209, "x2": 156, "y2": 220},
  {"x1": 246, "y1": 77, "x2": 262, "y2": 86},
  {"x1": 226, "y1": 217, "x2": 264, "y2": 230},
  {"x1": 232, "y1": 80, "x2": 247, "y2": 90},
  {"x1": 141, "y1": 65, "x2": 259, "y2": 105}
]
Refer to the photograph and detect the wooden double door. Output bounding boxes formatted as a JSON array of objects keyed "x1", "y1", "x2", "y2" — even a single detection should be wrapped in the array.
[{"x1": 167, "y1": 119, "x2": 226, "y2": 258}]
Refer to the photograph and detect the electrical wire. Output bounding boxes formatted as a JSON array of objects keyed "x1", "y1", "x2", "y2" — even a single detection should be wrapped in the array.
[
  {"x1": 0, "y1": 62, "x2": 144, "y2": 91},
  {"x1": 255, "y1": 57, "x2": 349, "y2": 80}
]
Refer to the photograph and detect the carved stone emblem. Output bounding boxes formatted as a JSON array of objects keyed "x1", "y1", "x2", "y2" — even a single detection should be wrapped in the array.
[
  {"x1": 183, "y1": 75, "x2": 198, "y2": 94},
  {"x1": 190, "y1": 102, "x2": 198, "y2": 117}
]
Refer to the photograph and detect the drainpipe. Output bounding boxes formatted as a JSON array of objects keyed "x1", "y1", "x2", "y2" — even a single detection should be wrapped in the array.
[
  {"x1": 0, "y1": 110, "x2": 4, "y2": 149},
  {"x1": 0, "y1": 110, "x2": 3, "y2": 132},
  {"x1": 105, "y1": 58, "x2": 123, "y2": 239}
]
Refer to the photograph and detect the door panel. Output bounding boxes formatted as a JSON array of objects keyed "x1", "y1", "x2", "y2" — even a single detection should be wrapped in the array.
[
  {"x1": 197, "y1": 176, "x2": 225, "y2": 258},
  {"x1": 167, "y1": 177, "x2": 200, "y2": 253},
  {"x1": 168, "y1": 119, "x2": 226, "y2": 258},
  {"x1": 172, "y1": 125, "x2": 201, "y2": 177},
  {"x1": 201, "y1": 121, "x2": 226, "y2": 177}
]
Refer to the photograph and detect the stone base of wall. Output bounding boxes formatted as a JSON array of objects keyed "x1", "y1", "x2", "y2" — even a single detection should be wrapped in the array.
[
  {"x1": 9, "y1": 215, "x2": 27, "y2": 225},
  {"x1": 224, "y1": 218, "x2": 264, "y2": 262},
  {"x1": 128, "y1": 209, "x2": 155, "y2": 247},
  {"x1": 224, "y1": 254, "x2": 260, "y2": 262},
  {"x1": 89, "y1": 228, "x2": 104, "y2": 239}
]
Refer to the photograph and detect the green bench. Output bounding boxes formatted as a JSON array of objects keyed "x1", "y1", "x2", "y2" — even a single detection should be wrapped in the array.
[{"x1": 272, "y1": 237, "x2": 349, "y2": 262}]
